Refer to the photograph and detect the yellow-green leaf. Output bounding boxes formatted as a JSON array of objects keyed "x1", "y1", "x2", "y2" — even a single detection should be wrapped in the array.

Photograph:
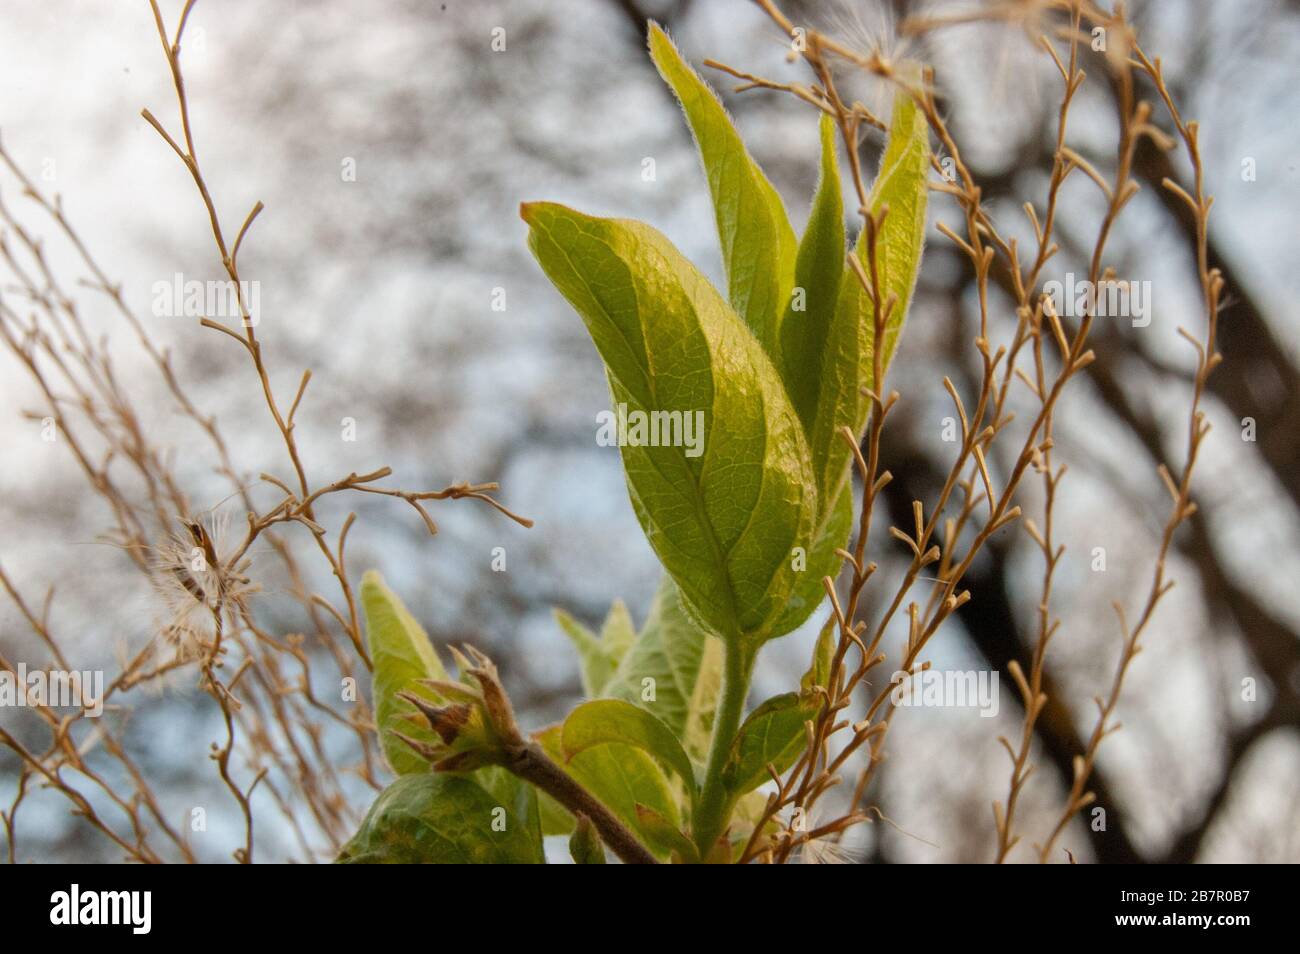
[
  {"x1": 648, "y1": 21, "x2": 797, "y2": 361},
  {"x1": 554, "y1": 599, "x2": 635, "y2": 699},
  {"x1": 635, "y1": 804, "x2": 700, "y2": 862},
  {"x1": 568, "y1": 814, "x2": 607, "y2": 864},
  {"x1": 767, "y1": 483, "x2": 853, "y2": 640},
  {"x1": 361, "y1": 570, "x2": 448, "y2": 776},
  {"x1": 603, "y1": 576, "x2": 722, "y2": 761},
  {"x1": 522, "y1": 202, "x2": 817, "y2": 642},
  {"x1": 561, "y1": 699, "x2": 698, "y2": 804},
  {"x1": 336, "y1": 773, "x2": 543, "y2": 864},
  {"x1": 535, "y1": 725, "x2": 680, "y2": 859},
  {"x1": 780, "y1": 113, "x2": 846, "y2": 453},
  {"x1": 855, "y1": 88, "x2": 930, "y2": 389},
  {"x1": 801, "y1": 615, "x2": 838, "y2": 694},
  {"x1": 722, "y1": 691, "x2": 816, "y2": 799}
]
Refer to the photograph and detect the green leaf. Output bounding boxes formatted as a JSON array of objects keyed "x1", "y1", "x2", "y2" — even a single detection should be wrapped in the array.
[
  {"x1": 803, "y1": 91, "x2": 931, "y2": 517},
  {"x1": 554, "y1": 599, "x2": 635, "y2": 699},
  {"x1": 854, "y1": 87, "x2": 930, "y2": 392},
  {"x1": 603, "y1": 576, "x2": 722, "y2": 762},
  {"x1": 635, "y1": 804, "x2": 700, "y2": 862},
  {"x1": 535, "y1": 725, "x2": 680, "y2": 859},
  {"x1": 648, "y1": 21, "x2": 797, "y2": 358},
  {"x1": 561, "y1": 699, "x2": 698, "y2": 803},
  {"x1": 766, "y1": 483, "x2": 853, "y2": 640},
  {"x1": 538, "y1": 789, "x2": 576, "y2": 838},
  {"x1": 522, "y1": 202, "x2": 817, "y2": 642},
  {"x1": 801, "y1": 615, "x2": 837, "y2": 694},
  {"x1": 336, "y1": 773, "x2": 544, "y2": 864},
  {"x1": 568, "y1": 814, "x2": 606, "y2": 864},
  {"x1": 788, "y1": 114, "x2": 862, "y2": 513},
  {"x1": 721, "y1": 692, "x2": 816, "y2": 799},
  {"x1": 475, "y1": 765, "x2": 544, "y2": 853},
  {"x1": 727, "y1": 787, "x2": 782, "y2": 854},
  {"x1": 779, "y1": 113, "x2": 846, "y2": 456},
  {"x1": 361, "y1": 570, "x2": 449, "y2": 776}
]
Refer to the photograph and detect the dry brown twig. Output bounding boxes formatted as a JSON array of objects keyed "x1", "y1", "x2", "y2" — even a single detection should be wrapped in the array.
[
  {"x1": 725, "y1": 0, "x2": 1218, "y2": 863},
  {"x1": 0, "y1": 0, "x2": 529, "y2": 863},
  {"x1": 0, "y1": 0, "x2": 1218, "y2": 865}
]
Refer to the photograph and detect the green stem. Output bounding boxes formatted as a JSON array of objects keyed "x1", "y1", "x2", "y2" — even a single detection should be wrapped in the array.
[{"x1": 692, "y1": 636, "x2": 757, "y2": 855}]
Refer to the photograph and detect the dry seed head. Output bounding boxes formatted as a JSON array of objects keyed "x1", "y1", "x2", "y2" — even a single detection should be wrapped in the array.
[
  {"x1": 147, "y1": 511, "x2": 254, "y2": 655},
  {"x1": 823, "y1": 0, "x2": 923, "y2": 119}
]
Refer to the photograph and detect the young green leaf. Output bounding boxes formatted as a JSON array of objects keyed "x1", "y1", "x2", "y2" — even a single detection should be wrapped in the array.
[
  {"x1": 538, "y1": 790, "x2": 577, "y2": 838},
  {"x1": 568, "y1": 814, "x2": 607, "y2": 864},
  {"x1": 522, "y1": 202, "x2": 817, "y2": 642},
  {"x1": 725, "y1": 787, "x2": 783, "y2": 858},
  {"x1": 535, "y1": 725, "x2": 680, "y2": 859},
  {"x1": 779, "y1": 113, "x2": 846, "y2": 445},
  {"x1": 561, "y1": 698, "x2": 698, "y2": 802},
  {"x1": 804, "y1": 90, "x2": 932, "y2": 514},
  {"x1": 787, "y1": 113, "x2": 864, "y2": 513},
  {"x1": 602, "y1": 576, "x2": 721, "y2": 761},
  {"x1": 336, "y1": 773, "x2": 544, "y2": 864},
  {"x1": 785, "y1": 89, "x2": 930, "y2": 522},
  {"x1": 360, "y1": 570, "x2": 449, "y2": 776},
  {"x1": 634, "y1": 804, "x2": 700, "y2": 863},
  {"x1": 554, "y1": 598, "x2": 636, "y2": 698},
  {"x1": 801, "y1": 615, "x2": 838, "y2": 694},
  {"x1": 475, "y1": 764, "x2": 544, "y2": 853},
  {"x1": 648, "y1": 21, "x2": 797, "y2": 358},
  {"x1": 765, "y1": 484, "x2": 853, "y2": 640},
  {"x1": 721, "y1": 691, "x2": 817, "y2": 799},
  {"x1": 855, "y1": 88, "x2": 931, "y2": 388}
]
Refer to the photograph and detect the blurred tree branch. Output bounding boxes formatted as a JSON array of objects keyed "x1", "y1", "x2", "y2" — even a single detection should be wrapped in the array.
[{"x1": 605, "y1": 0, "x2": 694, "y2": 42}]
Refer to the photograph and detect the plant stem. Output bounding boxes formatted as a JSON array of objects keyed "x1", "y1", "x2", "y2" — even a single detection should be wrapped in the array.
[
  {"x1": 506, "y1": 741, "x2": 658, "y2": 865},
  {"x1": 692, "y1": 636, "x2": 757, "y2": 855}
]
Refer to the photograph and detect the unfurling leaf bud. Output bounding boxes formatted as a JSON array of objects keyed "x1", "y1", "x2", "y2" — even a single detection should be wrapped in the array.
[{"x1": 395, "y1": 646, "x2": 525, "y2": 773}]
